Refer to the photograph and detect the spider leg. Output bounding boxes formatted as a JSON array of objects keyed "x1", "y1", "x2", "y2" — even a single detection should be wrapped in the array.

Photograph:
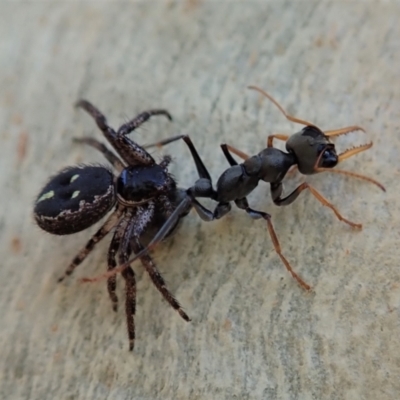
[
  {"x1": 270, "y1": 182, "x2": 362, "y2": 229},
  {"x1": 119, "y1": 247, "x2": 136, "y2": 351},
  {"x1": 58, "y1": 207, "x2": 123, "y2": 282},
  {"x1": 73, "y1": 137, "x2": 125, "y2": 172},
  {"x1": 159, "y1": 155, "x2": 172, "y2": 169},
  {"x1": 141, "y1": 133, "x2": 213, "y2": 182},
  {"x1": 106, "y1": 217, "x2": 129, "y2": 312},
  {"x1": 117, "y1": 216, "x2": 138, "y2": 351},
  {"x1": 117, "y1": 109, "x2": 172, "y2": 136},
  {"x1": 144, "y1": 134, "x2": 186, "y2": 149},
  {"x1": 82, "y1": 137, "x2": 219, "y2": 280},
  {"x1": 81, "y1": 196, "x2": 203, "y2": 287},
  {"x1": 76, "y1": 100, "x2": 171, "y2": 166},
  {"x1": 133, "y1": 239, "x2": 190, "y2": 323},
  {"x1": 235, "y1": 197, "x2": 311, "y2": 291},
  {"x1": 131, "y1": 203, "x2": 191, "y2": 322},
  {"x1": 267, "y1": 134, "x2": 289, "y2": 148}
]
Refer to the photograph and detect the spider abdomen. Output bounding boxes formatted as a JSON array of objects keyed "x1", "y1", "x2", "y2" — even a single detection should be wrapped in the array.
[
  {"x1": 117, "y1": 164, "x2": 174, "y2": 205},
  {"x1": 34, "y1": 165, "x2": 116, "y2": 235}
]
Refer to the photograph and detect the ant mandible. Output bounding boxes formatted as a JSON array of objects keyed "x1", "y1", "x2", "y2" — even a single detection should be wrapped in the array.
[{"x1": 86, "y1": 87, "x2": 385, "y2": 292}]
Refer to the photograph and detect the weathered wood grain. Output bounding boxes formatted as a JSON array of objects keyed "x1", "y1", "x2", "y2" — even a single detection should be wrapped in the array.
[{"x1": 0, "y1": 2, "x2": 399, "y2": 399}]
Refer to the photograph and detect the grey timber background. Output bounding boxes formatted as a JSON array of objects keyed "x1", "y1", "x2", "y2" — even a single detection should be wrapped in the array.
[{"x1": 0, "y1": 2, "x2": 399, "y2": 399}]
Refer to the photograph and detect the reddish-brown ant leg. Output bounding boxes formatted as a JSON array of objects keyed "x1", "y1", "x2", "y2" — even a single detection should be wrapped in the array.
[
  {"x1": 265, "y1": 215, "x2": 312, "y2": 291},
  {"x1": 267, "y1": 134, "x2": 289, "y2": 148},
  {"x1": 292, "y1": 182, "x2": 362, "y2": 229},
  {"x1": 225, "y1": 144, "x2": 250, "y2": 160}
]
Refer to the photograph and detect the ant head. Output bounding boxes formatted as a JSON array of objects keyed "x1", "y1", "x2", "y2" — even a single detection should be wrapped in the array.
[{"x1": 286, "y1": 126, "x2": 338, "y2": 175}]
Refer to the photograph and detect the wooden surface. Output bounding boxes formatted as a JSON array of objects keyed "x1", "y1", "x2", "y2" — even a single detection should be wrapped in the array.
[{"x1": 1, "y1": 2, "x2": 399, "y2": 399}]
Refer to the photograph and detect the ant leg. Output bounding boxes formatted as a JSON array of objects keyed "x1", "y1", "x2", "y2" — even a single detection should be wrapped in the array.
[
  {"x1": 267, "y1": 134, "x2": 289, "y2": 148},
  {"x1": 221, "y1": 144, "x2": 239, "y2": 166},
  {"x1": 271, "y1": 182, "x2": 362, "y2": 229},
  {"x1": 82, "y1": 194, "x2": 231, "y2": 283},
  {"x1": 181, "y1": 136, "x2": 212, "y2": 181},
  {"x1": 73, "y1": 137, "x2": 125, "y2": 172},
  {"x1": 58, "y1": 207, "x2": 123, "y2": 281},
  {"x1": 324, "y1": 126, "x2": 365, "y2": 137},
  {"x1": 248, "y1": 86, "x2": 315, "y2": 127},
  {"x1": 143, "y1": 134, "x2": 213, "y2": 182},
  {"x1": 235, "y1": 197, "x2": 311, "y2": 291},
  {"x1": 223, "y1": 144, "x2": 250, "y2": 161},
  {"x1": 143, "y1": 134, "x2": 186, "y2": 149}
]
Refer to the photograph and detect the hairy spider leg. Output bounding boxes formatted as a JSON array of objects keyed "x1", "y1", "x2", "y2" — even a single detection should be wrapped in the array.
[
  {"x1": 80, "y1": 136, "x2": 217, "y2": 283},
  {"x1": 58, "y1": 207, "x2": 123, "y2": 281},
  {"x1": 81, "y1": 197, "x2": 205, "y2": 283},
  {"x1": 130, "y1": 203, "x2": 191, "y2": 323},
  {"x1": 73, "y1": 137, "x2": 125, "y2": 172},
  {"x1": 106, "y1": 217, "x2": 128, "y2": 312},
  {"x1": 76, "y1": 99, "x2": 172, "y2": 166},
  {"x1": 119, "y1": 247, "x2": 136, "y2": 351},
  {"x1": 117, "y1": 213, "x2": 138, "y2": 350}
]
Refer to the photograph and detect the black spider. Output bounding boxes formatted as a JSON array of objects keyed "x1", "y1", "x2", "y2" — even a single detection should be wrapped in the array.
[{"x1": 34, "y1": 100, "x2": 211, "y2": 350}]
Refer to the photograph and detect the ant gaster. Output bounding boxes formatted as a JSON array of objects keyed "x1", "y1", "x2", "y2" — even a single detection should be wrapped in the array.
[{"x1": 95, "y1": 87, "x2": 385, "y2": 292}]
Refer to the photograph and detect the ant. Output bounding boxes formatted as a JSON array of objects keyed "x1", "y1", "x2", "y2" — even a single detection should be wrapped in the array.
[
  {"x1": 34, "y1": 100, "x2": 215, "y2": 350},
  {"x1": 93, "y1": 87, "x2": 385, "y2": 293}
]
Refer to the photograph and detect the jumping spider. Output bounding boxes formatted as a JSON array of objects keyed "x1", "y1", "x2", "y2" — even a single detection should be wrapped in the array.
[{"x1": 34, "y1": 100, "x2": 211, "y2": 351}]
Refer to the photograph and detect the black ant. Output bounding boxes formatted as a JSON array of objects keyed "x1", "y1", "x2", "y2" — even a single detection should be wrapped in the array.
[
  {"x1": 34, "y1": 100, "x2": 214, "y2": 350},
  {"x1": 95, "y1": 86, "x2": 385, "y2": 293}
]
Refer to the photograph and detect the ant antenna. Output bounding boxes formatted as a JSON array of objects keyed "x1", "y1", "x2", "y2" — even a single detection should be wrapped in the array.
[{"x1": 248, "y1": 85, "x2": 316, "y2": 127}]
